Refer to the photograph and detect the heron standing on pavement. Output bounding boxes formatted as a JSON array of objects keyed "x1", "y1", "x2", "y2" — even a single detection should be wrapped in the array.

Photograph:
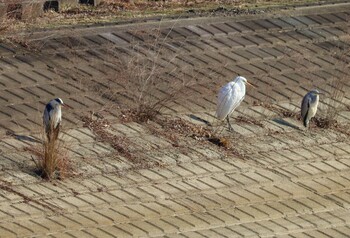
[
  {"x1": 216, "y1": 76, "x2": 253, "y2": 131},
  {"x1": 43, "y1": 98, "x2": 64, "y2": 141},
  {"x1": 301, "y1": 89, "x2": 321, "y2": 128}
]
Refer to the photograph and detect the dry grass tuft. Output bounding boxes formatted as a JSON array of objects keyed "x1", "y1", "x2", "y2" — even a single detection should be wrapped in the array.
[
  {"x1": 158, "y1": 117, "x2": 204, "y2": 134},
  {"x1": 25, "y1": 137, "x2": 71, "y2": 180},
  {"x1": 121, "y1": 106, "x2": 161, "y2": 123},
  {"x1": 155, "y1": 117, "x2": 212, "y2": 139}
]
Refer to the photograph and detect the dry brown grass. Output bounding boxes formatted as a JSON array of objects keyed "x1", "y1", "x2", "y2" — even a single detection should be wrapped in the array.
[
  {"x1": 81, "y1": 115, "x2": 133, "y2": 158},
  {"x1": 0, "y1": 0, "x2": 335, "y2": 35},
  {"x1": 25, "y1": 132, "x2": 72, "y2": 180},
  {"x1": 148, "y1": 115, "x2": 244, "y2": 155},
  {"x1": 81, "y1": 115, "x2": 165, "y2": 169},
  {"x1": 0, "y1": 17, "x2": 11, "y2": 34}
]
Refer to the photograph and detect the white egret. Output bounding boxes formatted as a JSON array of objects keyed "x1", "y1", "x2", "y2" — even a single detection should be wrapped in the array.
[
  {"x1": 43, "y1": 98, "x2": 64, "y2": 141},
  {"x1": 216, "y1": 76, "x2": 253, "y2": 131},
  {"x1": 301, "y1": 89, "x2": 321, "y2": 128}
]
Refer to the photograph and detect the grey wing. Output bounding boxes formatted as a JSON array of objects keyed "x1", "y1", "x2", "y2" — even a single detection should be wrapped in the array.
[
  {"x1": 50, "y1": 107, "x2": 62, "y2": 129},
  {"x1": 43, "y1": 107, "x2": 50, "y2": 131},
  {"x1": 301, "y1": 93, "x2": 310, "y2": 119},
  {"x1": 216, "y1": 82, "x2": 245, "y2": 120}
]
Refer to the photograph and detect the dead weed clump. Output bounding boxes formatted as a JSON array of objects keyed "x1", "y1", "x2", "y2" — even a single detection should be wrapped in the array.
[
  {"x1": 25, "y1": 137, "x2": 71, "y2": 180},
  {"x1": 81, "y1": 115, "x2": 133, "y2": 158},
  {"x1": 207, "y1": 136, "x2": 249, "y2": 160},
  {"x1": 120, "y1": 106, "x2": 161, "y2": 123},
  {"x1": 235, "y1": 116, "x2": 265, "y2": 127},
  {"x1": 151, "y1": 116, "x2": 243, "y2": 152},
  {"x1": 81, "y1": 115, "x2": 160, "y2": 169},
  {"x1": 155, "y1": 117, "x2": 212, "y2": 140},
  {"x1": 313, "y1": 117, "x2": 337, "y2": 129},
  {"x1": 144, "y1": 116, "x2": 215, "y2": 147}
]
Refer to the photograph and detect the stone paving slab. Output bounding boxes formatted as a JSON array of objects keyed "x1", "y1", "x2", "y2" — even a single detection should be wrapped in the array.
[{"x1": 0, "y1": 2, "x2": 350, "y2": 237}]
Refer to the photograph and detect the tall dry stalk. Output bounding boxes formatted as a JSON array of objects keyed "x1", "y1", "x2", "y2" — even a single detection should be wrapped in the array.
[
  {"x1": 26, "y1": 130, "x2": 71, "y2": 180},
  {"x1": 93, "y1": 24, "x2": 218, "y2": 122},
  {"x1": 316, "y1": 74, "x2": 347, "y2": 128},
  {"x1": 315, "y1": 40, "x2": 349, "y2": 128}
]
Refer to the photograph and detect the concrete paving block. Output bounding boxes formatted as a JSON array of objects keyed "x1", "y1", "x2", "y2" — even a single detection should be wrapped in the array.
[
  {"x1": 30, "y1": 216, "x2": 66, "y2": 233},
  {"x1": 82, "y1": 227, "x2": 116, "y2": 238},
  {"x1": 0, "y1": 224, "x2": 20, "y2": 238},
  {"x1": 0, "y1": 3, "x2": 350, "y2": 237}
]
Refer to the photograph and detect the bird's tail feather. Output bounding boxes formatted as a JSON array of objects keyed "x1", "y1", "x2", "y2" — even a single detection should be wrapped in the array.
[{"x1": 303, "y1": 112, "x2": 309, "y2": 127}]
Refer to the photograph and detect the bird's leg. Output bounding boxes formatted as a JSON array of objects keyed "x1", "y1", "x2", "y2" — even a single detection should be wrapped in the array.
[{"x1": 226, "y1": 117, "x2": 233, "y2": 132}]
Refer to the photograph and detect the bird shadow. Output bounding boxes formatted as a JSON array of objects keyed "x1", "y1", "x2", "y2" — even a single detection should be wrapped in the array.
[
  {"x1": 6, "y1": 131, "x2": 42, "y2": 144},
  {"x1": 188, "y1": 114, "x2": 212, "y2": 126},
  {"x1": 272, "y1": 118, "x2": 302, "y2": 131}
]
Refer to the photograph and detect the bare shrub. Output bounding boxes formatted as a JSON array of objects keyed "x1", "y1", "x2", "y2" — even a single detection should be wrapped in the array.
[
  {"x1": 316, "y1": 42, "x2": 349, "y2": 129},
  {"x1": 315, "y1": 76, "x2": 346, "y2": 128},
  {"x1": 93, "y1": 26, "x2": 218, "y2": 123}
]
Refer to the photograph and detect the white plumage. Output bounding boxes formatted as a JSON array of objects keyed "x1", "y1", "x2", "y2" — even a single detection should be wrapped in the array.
[
  {"x1": 216, "y1": 76, "x2": 248, "y2": 131},
  {"x1": 43, "y1": 98, "x2": 64, "y2": 141},
  {"x1": 301, "y1": 89, "x2": 320, "y2": 128}
]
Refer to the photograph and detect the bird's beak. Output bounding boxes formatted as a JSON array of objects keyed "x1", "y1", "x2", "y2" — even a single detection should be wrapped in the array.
[{"x1": 246, "y1": 81, "x2": 257, "y2": 89}]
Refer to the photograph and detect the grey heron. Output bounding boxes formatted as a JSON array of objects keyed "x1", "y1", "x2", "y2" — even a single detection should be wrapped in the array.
[
  {"x1": 216, "y1": 76, "x2": 253, "y2": 131},
  {"x1": 43, "y1": 98, "x2": 64, "y2": 141},
  {"x1": 301, "y1": 89, "x2": 321, "y2": 128}
]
